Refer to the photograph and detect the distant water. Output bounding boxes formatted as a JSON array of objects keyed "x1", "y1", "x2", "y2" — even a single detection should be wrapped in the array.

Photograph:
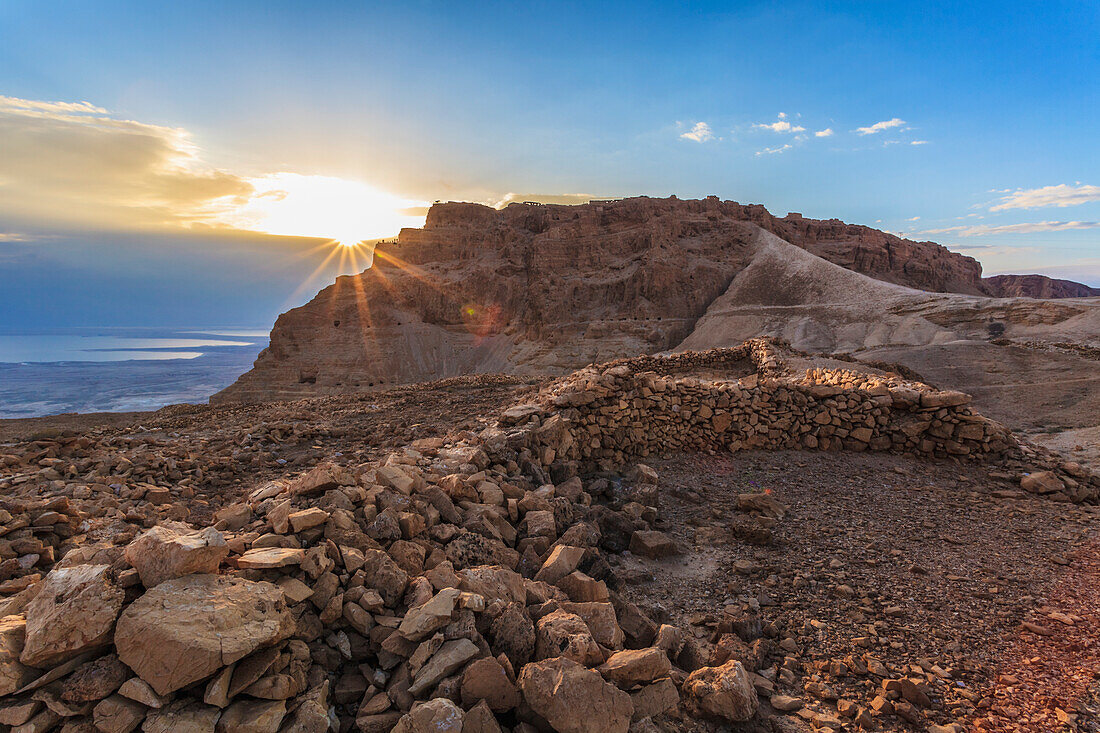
[{"x1": 0, "y1": 328, "x2": 269, "y2": 418}]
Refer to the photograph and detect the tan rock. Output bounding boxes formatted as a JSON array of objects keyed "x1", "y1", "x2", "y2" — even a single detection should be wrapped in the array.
[
  {"x1": 407, "y1": 638, "x2": 480, "y2": 697},
  {"x1": 215, "y1": 698, "x2": 285, "y2": 733},
  {"x1": 92, "y1": 695, "x2": 146, "y2": 733},
  {"x1": 599, "y1": 647, "x2": 671, "y2": 689},
  {"x1": 630, "y1": 677, "x2": 679, "y2": 720},
  {"x1": 519, "y1": 656, "x2": 633, "y2": 733},
  {"x1": 1021, "y1": 470, "x2": 1064, "y2": 494},
  {"x1": 392, "y1": 698, "x2": 464, "y2": 733},
  {"x1": 398, "y1": 587, "x2": 460, "y2": 641},
  {"x1": 124, "y1": 525, "x2": 228, "y2": 588},
  {"x1": 0, "y1": 615, "x2": 34, "y2": 694},
  {"x1": 460, "y1": 656, "x2": 519, "y2": 712},
  {"x1": 461, "y1": 699, "x2": 502, "y2": 733},
  {"x1": 20, "y1": 565, "x2": 124, "y2": 668},
  {"x1": 534, "y1": 545, "x2": 586, "y2": 584},
  {"x1": 119, "y1": 677, "x2": 171, "y2": 708},
  {"x1": 535, "y1": 609, "x2": 603, "y2": 666},
  {"x1": 628, "y1": 530, "x2": 678, "y2": 559},
  {"x1": 114, "y1": 575, "x2": 292, "y2": 695},
  {"x1": 141, "y1": 699, "x2": 221, "y2": 733},
  {"x1": 289, "y1": 462, "x2": 352, "y2": 495},
  {"x1": 560, "y1": 601, "x2": 624, "y2": 649},
  {"x1": 235, "y1": 547, "x2": 305, "y2": 569},
  {"x1": 287, "y1": 508, "x2": 329, "y2": 533},
  {"x1": 682, "y1": 660, "x2": 759, "y2": 722}
]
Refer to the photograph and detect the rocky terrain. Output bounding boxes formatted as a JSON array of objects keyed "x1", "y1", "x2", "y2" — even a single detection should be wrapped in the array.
[
  {"x1": 0, "y1": 340, "x2": 1097, "y2": 733},
  {"x1": 212, "y1": 197, "x2": 1100, "y2": 406}
]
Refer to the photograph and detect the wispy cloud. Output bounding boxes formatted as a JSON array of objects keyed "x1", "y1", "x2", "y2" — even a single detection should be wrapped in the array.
[
  {"x1": 0, "y1": 232, "x2": 40, "y2": 242},
  {"x1": 814, "y1": 128, "x2": 834, "y2": 137},
  {"x1": 755, "y1": 143, "x2": 793, "y2": 156},
  {"x1": 855, "y1": 118, "x2": 906, "y2": 135},
  {"x1": 680, "y1": 122, "x2": 714, "y2": 142},
  {"x1": 990, "y1": 183, "x2": 1100, "y2": 211},
  {"x1": 913, "y1": 220, "x2": 1100, "y2": 237}
]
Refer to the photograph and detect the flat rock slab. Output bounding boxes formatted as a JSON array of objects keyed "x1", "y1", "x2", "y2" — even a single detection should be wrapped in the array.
[{"x1": 114, "y1": 574, "x2": 293, "y2": 696}]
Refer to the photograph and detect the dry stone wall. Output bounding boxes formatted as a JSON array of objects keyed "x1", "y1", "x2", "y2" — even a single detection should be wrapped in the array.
[{"x1": 495, "y1": 340, "x2": 1097, "y2": 504}]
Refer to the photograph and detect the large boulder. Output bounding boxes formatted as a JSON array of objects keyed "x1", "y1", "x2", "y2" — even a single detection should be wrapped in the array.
[
  {"x1": 124, "y1": 525, "x2": 229, "y2": 588},
  {"x1": 20, "y1": 564, "x2": 125, "y2": 668},
  {"x1": 519, "y1": 656, "x2": 633, "y2": 733},
  {"x1": 682, "y1": 659, "x2": 759, "y2": 722},
  {"x1": 114, "y1": 574, "x2": 293, "y2": 695}
]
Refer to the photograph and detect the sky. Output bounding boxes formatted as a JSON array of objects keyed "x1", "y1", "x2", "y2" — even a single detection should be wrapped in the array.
[{"x1": 1, "y1": 1, "x2": 1098, "y2": 329}]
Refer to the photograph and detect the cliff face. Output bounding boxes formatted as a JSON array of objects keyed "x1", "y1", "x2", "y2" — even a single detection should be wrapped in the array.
[
  {"x1": 984, "y1": 274, "x2": 1100, "y2": 299},
  {"x1": 212, "y1": 196, "x2": 1093, "y2": 403}
]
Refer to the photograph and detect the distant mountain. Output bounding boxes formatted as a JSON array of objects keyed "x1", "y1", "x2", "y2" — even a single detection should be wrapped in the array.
[
  {"x1": 983, "y1": 273, "x2": 1100, "y2": 299},
  {"x1": 213, "y1": 196, "x2": 1100, "y2": 404}
]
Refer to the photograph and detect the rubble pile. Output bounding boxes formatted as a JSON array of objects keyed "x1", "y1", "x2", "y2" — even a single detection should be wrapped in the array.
[{"x1": 0, "y1": 339, "x2": 1095, "y2": 732}]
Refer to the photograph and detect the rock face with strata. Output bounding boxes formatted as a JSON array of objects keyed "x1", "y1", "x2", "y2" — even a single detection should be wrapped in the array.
[{"x1": 213, "y1": 197, "x2": 1098, "y2": 404}]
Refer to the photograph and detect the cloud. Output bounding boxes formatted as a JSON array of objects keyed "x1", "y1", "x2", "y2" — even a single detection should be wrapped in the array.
[
  {"x1": 910, "y1": 140, "x2": 929, "y2": 145},
  {"x1": 680, "y1": 122, "x2": 714, "y2": 142},
  {"x1": 913, "y1": 221, "x2": 1100, "y2": 237},
  {"x1": 990, "y1": 183, "x2": 1100, "y2": 211},
  {"x1": 814, "y1": 128, "x2": 834, "y2": 137},
  {"x1": 753, "y1": 115, "x2": 806, "y2": 134},
  {"x1": 0, "y1": 95, "x2": 253, "y2": 232},
  {"x1": 855, "y1": 118, "x2": 906, "y2": 135},
  {"x1": 0, "y1": 232, "x2": 42, "y2": 242},
  {"x1": 0, "y1": 95, "x2": 430, "y2": 242},
  {"x1": 755, "y1": 144, "x2": 793, "y2": 156},
  {"x1": 906, "y1": 216, "x2": 920, "y2": 221}
]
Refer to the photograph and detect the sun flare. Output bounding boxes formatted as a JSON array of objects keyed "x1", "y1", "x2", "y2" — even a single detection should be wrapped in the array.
[{"x1": 221, "y1": 172, "x2": 427, "y2": 245}]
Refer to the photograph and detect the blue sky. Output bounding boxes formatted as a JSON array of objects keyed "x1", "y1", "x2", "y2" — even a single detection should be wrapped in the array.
[{"x1": 1, "y1": 1, "x2": 1097, "y2": 328}]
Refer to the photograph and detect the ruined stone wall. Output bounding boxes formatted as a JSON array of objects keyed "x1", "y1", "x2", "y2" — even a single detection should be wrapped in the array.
[{"x1": 491, "y1": 340, "x2": 1007, "y2": 473}]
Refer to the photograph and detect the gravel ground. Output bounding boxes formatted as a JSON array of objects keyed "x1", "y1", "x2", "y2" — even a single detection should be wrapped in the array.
[{"x1": 613, "y1": 450, "x2": 1099, "y2": 732}]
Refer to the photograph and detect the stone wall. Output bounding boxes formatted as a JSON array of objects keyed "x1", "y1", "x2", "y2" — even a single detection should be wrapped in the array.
[
  {"x1": 493, "y1": 340, "x2": 1097, "y2": 503},
  {"x1": 498, "y1": 340, "x2": 1009, "y2": 471}
]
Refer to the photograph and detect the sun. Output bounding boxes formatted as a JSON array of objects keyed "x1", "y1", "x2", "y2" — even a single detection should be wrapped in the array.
[{"x1": 220, "y1": 172, "x2": 427, "y2": 244}]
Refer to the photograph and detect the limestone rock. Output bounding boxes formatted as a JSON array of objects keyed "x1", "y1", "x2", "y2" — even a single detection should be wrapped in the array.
[
  {"x1": 535, "y1": 609, "x2": 603, "y2": 666},
  {"x1": 141, "y1": 699, "x2": 221, "y2": 733},
  {"x1": 599, "y1": 647, "x2": 671, "y2": 689},
  {"x1": 519, "y1": 656, "x2": 633, "y2": 733},
  {"x1": 124, "y1": 525, "x2": 228, "y2": 588},
  {"x1": 460, "y1": 656, "x2": 519, "y2": 712},
  {"x1": 0, "y1": 615, "x2": 34, "y2": 695},
  {"x1": 114, "y1": 574, "x2": 292, "y2": 695},
  {"x1": 215, "y1": 698, "x2": 285, "y2": 733},
  {"x1": 682, "y1": 659, "x2": 759, "y2": 722},
  {"x1": 21, "y1": 564, "x2": 124, "y2": 668},
  {"x1": 392, "y1": 697, "x2": 464, "y2": 733},
  {"x1": 92, "y1": 694, "x2": 146, "y2": 733}
]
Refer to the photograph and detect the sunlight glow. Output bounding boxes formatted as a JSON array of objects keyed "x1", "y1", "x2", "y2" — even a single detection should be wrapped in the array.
[{"x1": 221, "y1": 173, "x2": 427, "y2": 245}]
